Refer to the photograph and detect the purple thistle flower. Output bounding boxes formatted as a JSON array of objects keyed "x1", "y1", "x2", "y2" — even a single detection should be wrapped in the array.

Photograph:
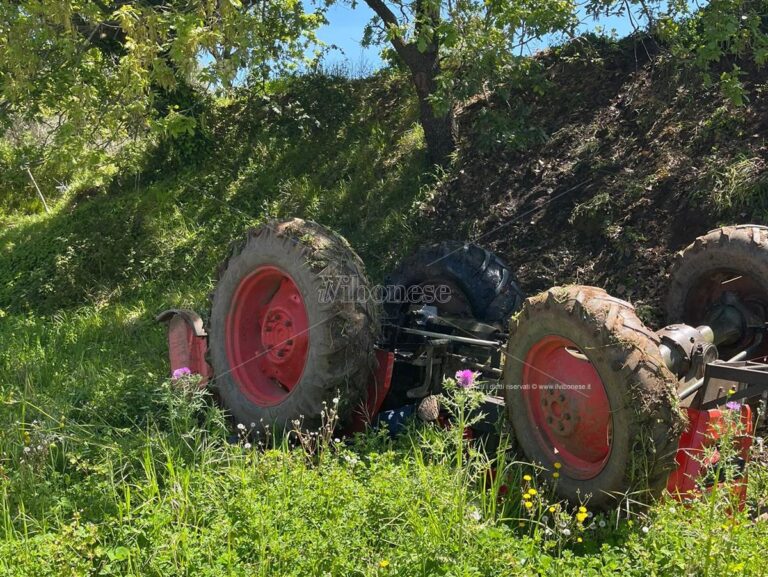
[
  {"x1": 455, "y1": 369, "x2": 476, "y2": 388},
  {"x1": 725, "y1": 401, "x2": 742, "y2": 411},
  {"x1": 172, "y1": 367, "x2": 192, "y2": 380}
]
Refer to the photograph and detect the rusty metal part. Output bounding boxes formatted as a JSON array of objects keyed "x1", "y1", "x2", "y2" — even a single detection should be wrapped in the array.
[
  {"x1": 399, "y1": 326, "x2": 501, "y2": 348},
  {"x1": 156, "y1": 308, "x2": 207, "y2": 337},
  {"x1": 657, "y1": 323, "x2": 718, "y2": 380}
]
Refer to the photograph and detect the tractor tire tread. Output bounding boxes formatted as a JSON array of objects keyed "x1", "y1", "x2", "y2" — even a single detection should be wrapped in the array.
[
  {"x1": 206, "y1": 218, "x2": 378, "y2": 432},
  {"x1": 505, "y1": 285, "x2": 685, "y2": 509},
  {"x1": 667, "y1": 224, "x2": 768, "y2": 324},
  {"x1": 384, "y1": 240, "x2": 524, "y2": 324}
]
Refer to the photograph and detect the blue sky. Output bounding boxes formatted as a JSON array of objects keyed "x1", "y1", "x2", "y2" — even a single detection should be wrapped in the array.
[
  {"x1": 311, "y1": 2, "x2": 641, "y2": 69},
  {"x1": 313, "y1": 3, "x2": 380, "y2": 69}
]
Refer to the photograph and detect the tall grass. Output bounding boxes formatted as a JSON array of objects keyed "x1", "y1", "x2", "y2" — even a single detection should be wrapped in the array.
[{"x1": 2, "y1": 368, "x2": 767, "y2": 576}]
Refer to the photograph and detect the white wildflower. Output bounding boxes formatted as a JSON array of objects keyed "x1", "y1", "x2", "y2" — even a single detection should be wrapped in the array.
[{"x1": 343, "y1": 454, "x2": 360, "y2": 466}]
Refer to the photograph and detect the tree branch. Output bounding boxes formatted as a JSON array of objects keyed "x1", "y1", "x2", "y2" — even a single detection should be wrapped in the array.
[{"x1": 364, "y1": 0, "x2": 409, "y2": 56}]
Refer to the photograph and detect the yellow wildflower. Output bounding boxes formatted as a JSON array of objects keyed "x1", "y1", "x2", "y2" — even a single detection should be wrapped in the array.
[{"x1": 378, "y1": 560, "x2": 390, "y2": 569}]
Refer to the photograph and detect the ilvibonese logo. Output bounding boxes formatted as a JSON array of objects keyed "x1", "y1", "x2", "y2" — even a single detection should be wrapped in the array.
[{"x1": 318, "y1": 275, "x2": 452, "y2": 305}]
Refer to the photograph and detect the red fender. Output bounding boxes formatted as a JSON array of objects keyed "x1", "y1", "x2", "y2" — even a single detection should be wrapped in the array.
[
  {"x1": 347, "y1": 349, "x2": 394, "y2": 433},
  {"x1": 667, "y1": 405, "x2": 753, "y2": 507},
  {"x1": 156, "y1": 309, "x2": 212, "y2": 385}
]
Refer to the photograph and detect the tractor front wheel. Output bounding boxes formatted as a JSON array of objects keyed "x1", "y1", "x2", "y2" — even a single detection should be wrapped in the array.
[{"x1": 504, "y1": 286, "x2": 684, "y2": 509}]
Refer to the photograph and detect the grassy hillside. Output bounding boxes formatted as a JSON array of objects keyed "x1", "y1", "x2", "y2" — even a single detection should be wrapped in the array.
[{"x1": 2, "y1": 38, "x2": 768, "y2": 576}]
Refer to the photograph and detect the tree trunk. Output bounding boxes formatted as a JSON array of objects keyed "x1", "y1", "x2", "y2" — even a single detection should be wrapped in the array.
[
  {"x1": 417, "y1": 96, "x2": 454, "y2": 166},
  {"x1": 410, "y1": 54, "x2": 455, "y2": 166},
  {"x1": 363, "y1": 0, "x2": 456, "y2": 166}
]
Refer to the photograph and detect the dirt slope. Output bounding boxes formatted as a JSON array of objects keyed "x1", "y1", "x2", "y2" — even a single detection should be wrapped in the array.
[{"x1": 425, "y1": 36, "x2": 768, "y2": 327}]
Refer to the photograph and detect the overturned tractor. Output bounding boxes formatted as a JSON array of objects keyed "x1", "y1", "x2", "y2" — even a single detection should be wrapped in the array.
[{"x1": 159, "y1": 221, "x2": 767, "y2": 509}]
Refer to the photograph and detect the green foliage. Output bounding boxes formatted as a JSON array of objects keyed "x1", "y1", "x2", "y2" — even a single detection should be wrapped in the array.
[
  {"x1": 1, "y1": 9, "x2": 768, "y2": 573},
  {"x1": 709, "y1": 155, "x2": 768, "y2": 217},
  {"x1": 0, "y1": 0, "x2": 326, "y2": 209},
  {"x1": 1, "y1": 332, "x2": 767, "y2": 575},
  {"x1": 588, "y1": 0, "x2": 768, "y2": 105},
  {"x1": 719, "y1": 67, "x2": 747, "y2": 106},
  {"x1": 0, "y1": 141, "x2": 38, "y2": 214},
  {"x1": 359, "y1": 0, "x2": 578, "y2": 103},
  {"x1": 464, "y1": 58, "x2": 549, "y2": 153},
  {"x1": 568, "y1": 191, "x2": 613, "y2": 237},
  {"x1": 0, "y1": 72, "x2": 429, "y2": 316},
  {"x1": 434, "y1": 0, "x2": 577, "y2": 106},
  {"x1": 0, "y1": 52, "x2": 767, "y2": 577}
]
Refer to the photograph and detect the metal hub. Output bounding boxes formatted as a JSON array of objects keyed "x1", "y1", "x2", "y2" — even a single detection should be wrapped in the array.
[
  {"x1": 662, "y1": 291, "x2": 768, "y2": 381},
  {"x1": 684, "y1": 274, "x2": 768, "y2": 359},
  {"x1": 261, "y1": 308, "x2": 298, "y2": 363},
  {"x1": 540, "y1": 387, "x2": 578, "y2": 436}
]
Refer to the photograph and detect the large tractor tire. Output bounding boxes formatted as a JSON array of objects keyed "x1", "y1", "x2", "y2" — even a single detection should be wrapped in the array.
[
  {"x1": 207, "y1": 219, "x2": 378, "y2": 431},
  {"x1": 384, "y1": 241, "x2": 525, "y2": 326},
  {"x1": 504, "y1": 286, "x2": 685, "y2": 509},
  {"x1": 382, "y1": 241, "x2": 524, "y2": 407},
  {"x1": 666, "y1": 224, "x2": 768, "y2": 358}
]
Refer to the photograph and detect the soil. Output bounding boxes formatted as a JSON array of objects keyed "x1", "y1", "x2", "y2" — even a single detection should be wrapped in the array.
[{"x1": 424, "y1": 36, "x2": 768, "y2": 329}]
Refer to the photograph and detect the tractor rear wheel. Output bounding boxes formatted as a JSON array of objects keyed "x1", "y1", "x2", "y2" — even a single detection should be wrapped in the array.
[
  {"x1": 504, "y1": 286, "x2": 684, "y2": 509},
  {"x1": 384, "y1": 241, "x2": 524, "y2": 327},
  {"x1": 207, "y1": 219, "x2": 378, "y2": 432},
  {"x1": 382, "y1": 241, "x2": 523, "y2": 407}
]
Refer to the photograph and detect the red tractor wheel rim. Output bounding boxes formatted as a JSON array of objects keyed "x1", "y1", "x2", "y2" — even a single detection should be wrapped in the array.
[
  {"x1": 226, "y1": 266, "x2": 309, "y2": 406},
  {"x1": 521, "y1": 335, "x2": 612, "y2": 480}
]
